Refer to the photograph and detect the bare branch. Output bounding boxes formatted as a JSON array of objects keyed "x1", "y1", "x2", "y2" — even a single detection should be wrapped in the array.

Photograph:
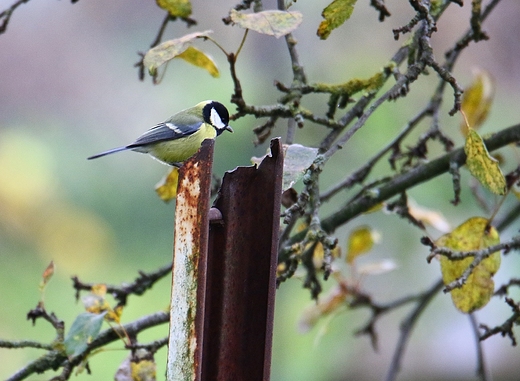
[
  {"x1": 468, "y1": 313, "x2": 490, "y2": 381},
  {"x1": 383, "y1": 279, "x2": 444, "y2": 381},
  {"x1": 0, "y1": 340, "x2": 53, "y2": 351},
  {"x1": 283, "y1": 122, "x2": 520, "y2": 257},
  {"x1": 7, "y1": 311, "x2": 169, "y2": 381},
  {"x1": 72, "y1": 262, "x2": 172, "y2": 306},
  {"x1": 0, "y1": 0, "x2": 31, "y2": 35},
  {"x1": 479, "y1": 297, "x2": 519, "y2": 345}
]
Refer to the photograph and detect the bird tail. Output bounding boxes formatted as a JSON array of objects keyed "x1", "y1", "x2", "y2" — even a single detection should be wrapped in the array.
[{"x1": 87, "y1": 146, "x2": 130, "y2": 160}]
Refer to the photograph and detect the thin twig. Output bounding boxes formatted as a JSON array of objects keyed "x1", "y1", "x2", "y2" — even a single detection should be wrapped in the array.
[
  {"x1": 469, "y1": 313, "x2": 490, "y2": 381},
  {"x1": 72, "y1": 262, "x2": 172, "y2": 306},
  {"x1": 7, "y1": 311, "x2": 169, "y2": 381},
  {"x1": 282, "y1": 123, "x2": 520, "y2": 256},
  {"x1": 0, "y1": 340, "x2": 53, "y2": 350},
  {"x1": 0, "y1": 0, "x2": 31, "y2": 35},
  {"x1": 384, "y1": 279, "x2": 444, "y2": 381}
]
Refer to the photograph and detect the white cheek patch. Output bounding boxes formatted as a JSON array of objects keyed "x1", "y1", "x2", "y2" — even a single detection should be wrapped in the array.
[{"x1": 210, "y1": 107, "x2": 226, "y2": 129}]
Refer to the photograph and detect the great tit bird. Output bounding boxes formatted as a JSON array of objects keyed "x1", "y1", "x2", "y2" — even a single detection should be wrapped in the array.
[{"x1": 88, "y1": 100, "x2": 233, "y2": 166}]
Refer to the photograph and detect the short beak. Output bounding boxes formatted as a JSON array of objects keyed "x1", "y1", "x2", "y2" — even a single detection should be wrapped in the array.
[{"x1": 225, "y1": 125, "x2": 234, "y2": 133}]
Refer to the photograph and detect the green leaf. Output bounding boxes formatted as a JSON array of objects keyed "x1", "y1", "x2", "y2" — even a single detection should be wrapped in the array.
[
  {"x1": 437, "y1": 217, "x2": 501, "y2": 313},
  {"x1": 230, "y1": 9, "x2": 303, "y2": 38},
  {"x1": 156, "y1": 0, "x2": 192, "y2": 18},
  {"x1": 317, "y1": 0, "x2": 357, "y2": 40},
  {"x1": 64, "y1": 312, "x2": 106, "y2": 357},
  {"x1": 176, "y1": 46, "x2": 219, "y2": 78},
  {"x1": 464, "y1": 129, "x2": 506, "y2": 195},
  {"x1": 143, "y1": 30, "x2": 213, "y2": 76}
]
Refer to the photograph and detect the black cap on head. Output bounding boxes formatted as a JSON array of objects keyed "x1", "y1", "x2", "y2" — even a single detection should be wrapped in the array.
[{"x1": 203, "y1": 101, "x2": 232, "y2": 135}]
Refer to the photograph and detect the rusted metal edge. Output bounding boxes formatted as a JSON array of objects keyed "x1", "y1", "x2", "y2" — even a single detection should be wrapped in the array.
[
  {"x1": 202, "y1": 138, "x2": 284, "y2": 381},
  {"x1": 167, "y1": 139, "x2": 214, "y2": 381}
]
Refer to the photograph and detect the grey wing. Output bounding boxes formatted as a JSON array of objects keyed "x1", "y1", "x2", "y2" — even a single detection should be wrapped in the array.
[{"x1": 127, "y1": 121, "x2": 203, "y2": 149}]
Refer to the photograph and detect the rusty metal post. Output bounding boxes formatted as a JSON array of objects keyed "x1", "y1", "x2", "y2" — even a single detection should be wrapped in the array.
[
  {"x1": 202, "y1": 138, "x2": 284, "y2": 381},
  {"x1": 167, "y1": 139, "x2": 214, "y2": 381}
]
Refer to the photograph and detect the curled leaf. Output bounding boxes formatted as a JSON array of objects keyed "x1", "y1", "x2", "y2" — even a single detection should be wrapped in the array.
[
  {"x1": 155, "y1": 167, "x2": 180, "y2": 202},
  {"x1": 460, "y1": 68, "x2": 494, "y2": 134},
  {"x1": 156, "y1": 0, "x2": 192, "y2": 18},
  {"x1": 39, "y1": 261, "x2": 55, "y2": 293},
  {"x1": 317, "y1": 0, "x2": 357, "y2": 40},
  {"x1": 143, "y1": 30, "x2": 213, "y2": 76},
  {"x1": 230, "y1": 9, "x2": 303, "y2": 38},
  {"x1": 464, "y1": 129, "x2": 506, "y2": 195},
  {"x1": 437, "y1": 217, "x2": 501, "y2": 313}
]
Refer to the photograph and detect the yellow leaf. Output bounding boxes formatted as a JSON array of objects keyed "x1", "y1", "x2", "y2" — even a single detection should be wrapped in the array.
[
  {"x1": 105, "y1": 305, "x2": 123, "y2": 324},
  {"x1": 176, "y1": 46, "x2": 219, "y2": 78},
  {"x1": 155, "y1": 167, "x2": 179, "y2": 202},
  {"x1": 83, "y1": 294, "x2": 111, "y2": 315},
  {"x1": 437, "y1": 217, "x2": 501, "y2": 313},
  {"x1": 156, "y1": 0, "x2": 191, "y2": 18},
  {"x1": 143, "y1": 30, "x2": 213, "y2": 76},
  {"x1": 91, "y1": 284, "x2": 107, "y2": 297},
  {"x1": 460, "y1": 68, "x2": 494, "y2": 134},
  {"x1": 346, "y1": 226, "x2": 377, "y2": 264},
  {"x1": 317, "y1": 0, "x2": 357, "y2": 40},
  {"x1": 131, "y1": 358, "x2": 157, "y2": 381},
  {"x1": 313, "y1": 241, "x2": 341, "y2": 269},
  {"x1": 83, "y1": 284, "x2": 110, "y2": 314},
  {"x1": 230, "y1": 9, "x2": 303, "y2": 38},
  {"x1": 294, "y1": 221, "x2": 341, "y2": 269},
  {"x1": 464, "y1": 129, "x2": 506, "y2": 195}
]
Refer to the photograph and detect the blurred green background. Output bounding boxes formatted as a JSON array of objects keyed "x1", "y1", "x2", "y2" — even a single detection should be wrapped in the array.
[{"x1": 1, "y1": 1, "x2": 520, "y2": 380}]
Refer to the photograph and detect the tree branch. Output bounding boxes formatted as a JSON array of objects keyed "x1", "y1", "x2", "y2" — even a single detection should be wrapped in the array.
[
  {"x1": 72, "y1": 262, "x2": 172, "y2": 306},
  {"x1": 383, "y1": 279, "x2": 444, "y2": 381},
  {"x1": 0, "y1": 0, "x2": 31, "y2": 35},
  {"x1": 282, "y1": 123, "x2": 520, "y2": 257},
  {"x1": 479, "y1": 297, "x2": 519, "y2": 345},
  {"x1": 7, "y1": 311, "x2": 169, "y2": 381}
]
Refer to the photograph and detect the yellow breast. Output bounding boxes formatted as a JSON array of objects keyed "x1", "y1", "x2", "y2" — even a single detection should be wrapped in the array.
[{"x1": 146, "y1": 124, "x2": 216, "y2": 165}]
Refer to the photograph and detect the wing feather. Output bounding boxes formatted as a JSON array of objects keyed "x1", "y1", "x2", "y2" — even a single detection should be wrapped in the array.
[{"x1": 127, "y1": 121, "x2": 203, "y2": 148}]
